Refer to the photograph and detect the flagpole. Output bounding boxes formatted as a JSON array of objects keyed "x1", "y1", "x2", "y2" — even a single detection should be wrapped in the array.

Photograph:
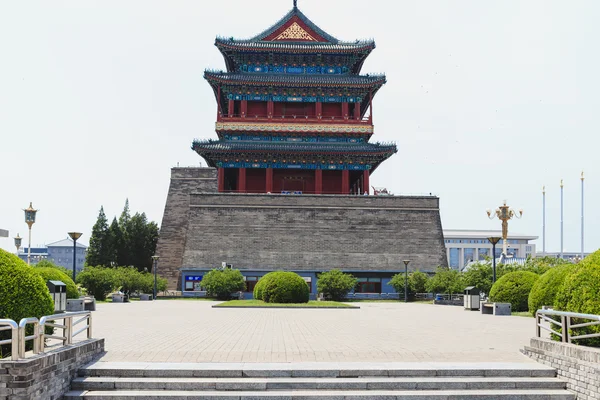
[
  {"x1": 560, "y1": 180, "x2": 564, "y2": 259},
  {"x1": 542, "y1": 186, "x2": 546, "y2": 257},
  {"x1": 581, "y1": 172, "x2": 584, "y2": 259}
]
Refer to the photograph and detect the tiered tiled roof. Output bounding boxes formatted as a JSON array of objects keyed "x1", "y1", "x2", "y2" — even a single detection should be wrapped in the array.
[
  {"x1": 204, "y1": 71, "x2": 386, "y2": 88},
  {"x1": 192, "y1": 139, "x2": 396, "y2": 154}
]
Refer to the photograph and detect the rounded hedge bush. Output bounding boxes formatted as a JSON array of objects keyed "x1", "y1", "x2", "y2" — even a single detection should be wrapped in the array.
[
  {"x1": 0, "y1": 249, "x2": 54, "y2": 356},
  {"x1": 260, "y1": 271, "x2": 309, "y2": 304},
  {"x1": 528, "y1": 265, "x2": 573, "y2": 317},
  {"x1": 34, "y1": 267, "x2": 79, "y2": 299},
  {"x1": 253, "y1": 275, "x2": 268, "y2": 300},
  {"x1": 489, "y1": 271, "x2": 539, "y2": 312},
  {"x1": 553, "y1": 260, "x2": 600, "y2": 346}
]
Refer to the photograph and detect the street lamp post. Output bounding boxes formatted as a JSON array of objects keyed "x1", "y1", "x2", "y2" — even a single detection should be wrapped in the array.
[
  {"x1": 68, "y1": 232, "x2": 83, "y2": 281},
  {"x1": 486, "y1": 201, "x2": 523, "y2": 257},
  {"x1": 403, "y1": 260, "x2": 410, "y2": 303},
  {"x1": 152, "y1": 255, "x2": 160, "y2": 300},
  {"x1": 487, "y1": 237, "x2": 502, "y2": 283},
  {"x1": 23, "y1": 202, "x2": 38, "y2": 265},
  {"x1": 14, "y1": 234, "x2": 22, "y2": 256}
]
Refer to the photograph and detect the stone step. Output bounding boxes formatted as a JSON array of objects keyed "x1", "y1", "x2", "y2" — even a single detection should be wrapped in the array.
[
  {"x1": 78, "y1": 362, "x2": 557, "y2": 379},
  {"x1": 72, "y1": 376, "x2": 567, "y2": 391},
  {"x1": 63, "y1": 389, "x2": 576, "y2": 400}
]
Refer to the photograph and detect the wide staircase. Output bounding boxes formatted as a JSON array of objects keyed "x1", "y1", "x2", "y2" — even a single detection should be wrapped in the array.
[{"x1": 65, "y1": 362, "x2": 575, "y2": 399}]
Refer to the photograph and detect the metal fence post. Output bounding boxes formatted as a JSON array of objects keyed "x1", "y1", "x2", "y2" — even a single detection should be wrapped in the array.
[
  {"x1": 87, "y1": 314, "x2": 92, "y2": 339},
  {"x1": 535, "y1": 312, "x2": 541, "y2": 338},
  {"x1": 11, "y1": 325, "x2": 19, "y2": 361},
  {"x1": 65, "y1": 316, "x2": 73, "y2": 345},
  {"x1": 564, "y1": 316, "x2": 570, "y2": 343},
  {"x1": 561, "y1": 315, "x2": 568, "y2": 343}
]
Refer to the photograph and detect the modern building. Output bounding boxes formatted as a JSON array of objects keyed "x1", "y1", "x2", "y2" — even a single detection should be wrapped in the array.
[
  {"x1": 17, "y1": 237, "x2": 87, "y2": 271},
  {"x1": 156, "y1": 2, "x2": 448, "y2": 296},
  {"x1": 535, "y1": 252, "x2": 591, "y2": 262},
  {"x1": 443, "y1": 230, "x2": 538, "y2": 271}
]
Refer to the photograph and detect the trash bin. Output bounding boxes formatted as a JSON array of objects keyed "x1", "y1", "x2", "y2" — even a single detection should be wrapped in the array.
[
  {"x1": 47, "y1": 280, "x2": 67, "y2": 312},
  {"x1": 435, "y1": 294, "x2": 444, "y2": 301},
  {"x1": 464, "y1": 286, "x2": 480, "y2": 310}
]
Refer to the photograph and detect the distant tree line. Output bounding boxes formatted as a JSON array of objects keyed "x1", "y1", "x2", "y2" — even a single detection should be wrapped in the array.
[{"x1": 86, "y1": 199, "x2": 159, "y2": 272}]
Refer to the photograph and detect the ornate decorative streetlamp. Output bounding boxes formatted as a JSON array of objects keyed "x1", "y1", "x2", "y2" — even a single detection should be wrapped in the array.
[
  {"x1": 402, "y1": 260, "x2": 410, "y2": 303},
  {"x1": 486, "y1": 201, "x2": 523, "y2": 257},
  {"x1": 68, "y1": 232, "x2": 83, "y2": 281},
  {"x1": 14, "y1": 234, "x2": 22, "y2": 256},
  {"x1": 486, "y1": 237, "x2": 502, "y2": 283},
  {"x1": 152, "y1": 255, "x2": 160, "y2": 300},
  {"x1": 23, "y1": 202, "x2": 38, "y2": 265}
]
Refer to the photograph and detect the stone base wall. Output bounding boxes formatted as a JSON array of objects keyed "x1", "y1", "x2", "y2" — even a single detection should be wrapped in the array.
[
  {"x1": 523, "y1": 337, "x2": 600, "y2": 400},
  {"x1": 156, "y1": 167, "x2": 448, "y2": 290},
  {"x1": 0, "y1": 339, "x2": 104, "y2": 400}
]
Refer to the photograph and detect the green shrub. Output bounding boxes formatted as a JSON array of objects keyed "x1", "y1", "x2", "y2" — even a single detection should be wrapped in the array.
[
  {"x1": 389, "y1": 271, "x2": 429, "y2": 298},
  {"x1": 425, "y1": 267, "x2": 464, "y2": 295},
  {"x1": 489, "y1": 271, "x2": 539, "y2": 312},
  {"x1": 253, "y1": 276, "x2": 268, "y2": 300},
  {"x1": 0, "y1": 249, "x2": 54, "y2": 358},
  {"x1": 34, "y1": 267, "x2": 79, "y2": 299},
  {"x1": 76, "y1": 266, "x2": 118, "y2": 300},
  {"x1": 528, "y1": 265, "x2": 573, "y2": 317},
  {"x1": 462, "y1": 262, "x2": 494, "y2": 295},
  {"x1": 201, "y1": 268, "x2": 245, "y2": 300},
  {"x1": 554, "y1": 251, "x2": 600, "y2": 346},
  {"x1": 316, "y1": 270, "x2": 357, "y2": 301},
  {"x1": 34, "y1": 259, "x2": 71, "y2": 277},
  {"x1": 260, "y1": 272, "x2": 309, "y2": 304}
]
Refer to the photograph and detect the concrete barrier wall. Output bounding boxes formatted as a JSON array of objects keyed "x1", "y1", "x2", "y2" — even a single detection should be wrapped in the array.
[
  {"x1": 523, "y1": 337, "x2": 600, "y2": 400},
  {"x1": 0, "y1": 338, "x2": 104, "y2": 400}
]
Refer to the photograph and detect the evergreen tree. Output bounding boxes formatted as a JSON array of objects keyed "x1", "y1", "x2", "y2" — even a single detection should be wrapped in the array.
[
  {"x1": 127, "y1": 212, "x2": 159, "y2": 272},
  {"x1": 117, "y1": 199, "x2": 131, "y2": 266},
  {"x1": 107, "y1": 217, "x2": 122, "y2": 266},
  {"x1": 86, "y1": 206, "x2": 110, "y2": 266}
]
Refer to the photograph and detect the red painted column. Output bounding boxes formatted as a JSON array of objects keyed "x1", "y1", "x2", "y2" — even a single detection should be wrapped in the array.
[
  {"x1": 363, "y1": 170, "x2": 370, "y2": 195},
  {"x1": 315, "y1": 169, "x2": 323, "y2": 194},
  {"x1": 238, "y1": 168, "x2": 246, "y2": 193},
  {"x1": 341, "y1": 170, "x2": 350, "y2": 194},
  {"x1": 342, "y1": 102, "x2": 349, "y2": 120},
  {"x1": 218, "y1": 168, "x2": 225, "y2": 192},
  {"x1": 241, "y1": 100, "x2": 248, "y2": 118},
  {"x1": 228, "y1": 100, "x2": 234, "y2": 118},
  {"x1": 316, "y1": 102, "x2": 322, "y2": 119},
  {"x1": 354, "y1": 102, "x2": 361, "y2": 120},
  {"x1": 268, "y1": 101, "x2": 274, "y2": 118},
  {"x1": 266, "y1": 168, "x2": 273, "y2": 193}
]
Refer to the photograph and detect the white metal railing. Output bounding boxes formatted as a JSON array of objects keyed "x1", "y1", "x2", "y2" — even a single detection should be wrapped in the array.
[
  {"x1": 0, "y1": 312, "x2": 92, "y2": 361},
  {"x1": 0, "y1": 319, "x2": 19, "y2": 360},
  {"x1": 536, "y1": 309, "x2": 600, "y2": 344}
]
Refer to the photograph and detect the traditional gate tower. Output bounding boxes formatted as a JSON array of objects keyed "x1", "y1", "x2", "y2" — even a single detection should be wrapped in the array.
[
  {"x1": 156, "y1": 1, "x2": 447, "y2": 292},
  {"x1": 193, "y1": 2, "x2": 396, "y2": 195}
]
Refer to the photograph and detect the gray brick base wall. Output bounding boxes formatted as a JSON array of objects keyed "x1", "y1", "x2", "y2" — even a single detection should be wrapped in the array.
[
  {"x1": 157, "y1": 167, "x2": 447, "y2": 290},
  {"x1": 0, "y1": 338, "x2": 104, "y2": 400},
  {"x1": 523, "y1": 338, "x2": 600, "y2": 399},
  {"x1": 156, "y1": 168, "x2": 217, "y2": 289}
]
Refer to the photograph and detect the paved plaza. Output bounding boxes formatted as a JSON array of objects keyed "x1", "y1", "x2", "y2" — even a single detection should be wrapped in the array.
[{"x1": 90, "y1": 300, "x2": 537, "y2": 364}]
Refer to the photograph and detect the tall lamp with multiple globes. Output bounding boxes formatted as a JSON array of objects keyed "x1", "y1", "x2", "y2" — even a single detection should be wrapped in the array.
[
  {"x1": 487, "y1": 237, "x2": 502, "y2": 283},
  {"x1": 68, "y1": 232, "x2": 83, "y2": 281},
  {"x1": 23, "y1": 202, "x2": 38, "y2": 265},
  {"x1": 14, "y1": 234, "x2": 22, "y2": 255},
  {"x1": 152, "y1": 255, "x2": 160, "y2": 300},
  {"x1": 402, "y1": 260, "x2": 410, "y2": 303}
]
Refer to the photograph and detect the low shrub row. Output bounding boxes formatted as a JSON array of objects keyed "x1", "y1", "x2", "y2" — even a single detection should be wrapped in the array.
[{"x1": 76, "y1": 265, "x2": 168, "y2": 301}]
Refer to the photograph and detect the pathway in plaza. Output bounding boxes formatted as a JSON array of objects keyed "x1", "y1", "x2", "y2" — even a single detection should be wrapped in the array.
[{"x1": 91, "y1": 300, "x2": 536, "y2": 363}]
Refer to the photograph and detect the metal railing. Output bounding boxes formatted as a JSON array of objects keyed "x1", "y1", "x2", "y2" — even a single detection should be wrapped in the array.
[
  {"x1": 218, "y1": 114, "x2": 372, "y2": 124},
  {"x1": 536, "y1": 309, "x2": 600, "y2": 344},
  {"x1": 0, "y1": 312, "x2": 92, "y2": 361},
  {"x1": 0, "y1": 319, "x2": 19, "y2": 361}
]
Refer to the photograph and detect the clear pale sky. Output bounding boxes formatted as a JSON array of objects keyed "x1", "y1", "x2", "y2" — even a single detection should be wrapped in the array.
[{"x1": 1, "y1": 0, "x2": 598, "y2": 254}]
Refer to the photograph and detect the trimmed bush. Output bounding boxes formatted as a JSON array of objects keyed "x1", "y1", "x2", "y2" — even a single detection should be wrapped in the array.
[
  {"x1": 0, "y1": 249, "x2": 54, "y2": 357},
  {"x1": 316, "y1": 270, "x2": 357, "y2": 301},
  {"x1": 489, "y1": 271, "x2": 539, "y2": 312},
  {"x1": 554, "y1": 251, "x2": 600, "y2": 346},
  {"x1": 201, "y1": 268, "x2": 245, "y2": 300},
  {"x1": 76, "y1": 266, "x2": 118, "y2": 301},
  {"x1": 34, "y1": 267, "x2": 79, "y2": 299},
  {"x1": 260, "y1": 272, "x2": 309, "y2": 304},
  {"x1": 528, "y1": 265, "x2": 573, "y2": 317},
  {"x1": 253, "y1": 276, "x2": 268, "y2": 300},
  {"x1": 34, "y1": 259, "x2": 72, "y2": 277}
]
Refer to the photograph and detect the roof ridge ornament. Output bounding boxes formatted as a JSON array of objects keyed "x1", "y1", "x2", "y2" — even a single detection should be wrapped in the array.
[{"x1": 294, "y1": 0, "x2": 297, "y2": 9}]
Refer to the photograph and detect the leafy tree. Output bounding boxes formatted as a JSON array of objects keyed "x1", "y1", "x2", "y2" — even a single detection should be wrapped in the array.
[
  {"x1": 86, "y1": 206, "x2": 111, "y2": 267},
  {"x1": 462, "y1": 262, "x2": 494, "y2": 295},
  {"x1": 201, "y1": 268, "x2": 245, "y2": 300},
  {"x1": 76, "y1": 266, "x2": 119, "y2": 301},
  {"x1": 316, "y1": 270, "x2": 357, "y2": 301},
  {"x1": 410, "y1": 271, "x2": 429, "y2": 294},
  {"x1": 426, "y1": 267, "x2": 464, "y2": 296},
  {"x1": 125, "y1": 212, "x2": 158, "y2": 272}
]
